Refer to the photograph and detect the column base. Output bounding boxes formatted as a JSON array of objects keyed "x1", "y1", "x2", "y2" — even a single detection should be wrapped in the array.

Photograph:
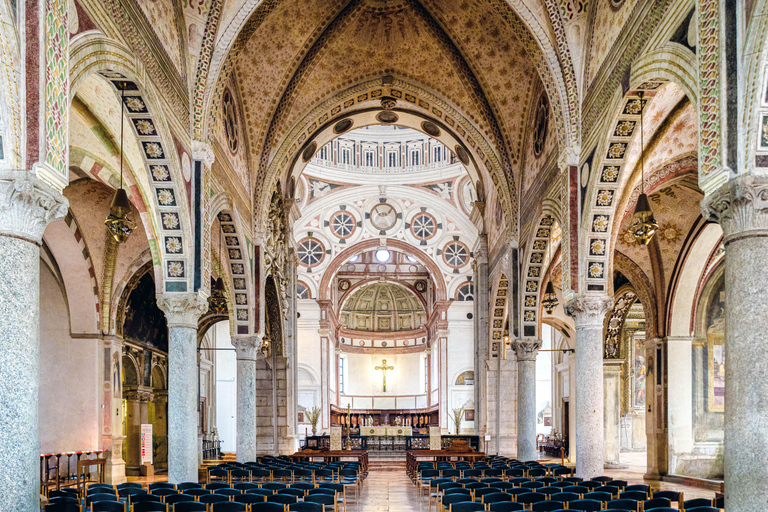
[{"x1": 104, "y1": 460, "x2": 127, "y2": 485}]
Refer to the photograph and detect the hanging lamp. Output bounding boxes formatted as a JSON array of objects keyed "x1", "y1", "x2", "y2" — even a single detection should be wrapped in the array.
[
  {"x1": 209, "y1": 220, "x2": 228, "y2": 313},
  {"x1": 105, "y1": 84, "x2": 137, "y2": 243},
  {"x1": 628, "y1": 91, "x2": 658, "y2": 245},
  {"x1": 541, "y1": 234, "x2": 559, "y2": 314}
]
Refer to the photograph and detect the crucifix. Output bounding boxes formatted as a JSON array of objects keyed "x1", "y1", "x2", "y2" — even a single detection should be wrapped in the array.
[{"x1": 375, "y1": 359, "x2": 394, "y2": 392}]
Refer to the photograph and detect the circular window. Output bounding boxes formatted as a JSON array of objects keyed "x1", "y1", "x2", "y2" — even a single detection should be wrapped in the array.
[
  {"x1": 222, "y1": 89, "x2": 239, "y2": 153},
  {"x1": 410, "y1": 212, "x2": 437, "y2": 241},
  {"x1": 456, "y1": 282, "x2": 474, "y2": 301},
  {"x1": 375, "y1": 249, "x2": 391, "y2": 263},
  {"x1": 330, "y1": 211, "x2": 356, "y2": 239},
  {"x1": 443, "y1": 241, "x2": 469, "y2": 269},
  {"x1": 297, "y1": 238, "x2": 325, "y2": 267}
]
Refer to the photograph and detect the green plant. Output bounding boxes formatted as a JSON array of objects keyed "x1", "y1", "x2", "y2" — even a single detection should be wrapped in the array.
[
  {"x1": 450, "y1": 407, "x2": 465, "y2": 435},
  {"x1": 306, "y1": 406, "x2": 322, "y2": 435}
]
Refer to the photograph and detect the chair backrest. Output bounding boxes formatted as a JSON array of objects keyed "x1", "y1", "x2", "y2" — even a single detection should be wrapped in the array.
[
  {"x1": 263, "y1": 483, "x2": 287, "y2": 491},
  {"x1": 198, "y1": 494, "x2": 230, "y2": 504},
  {"x1": 251, "y1": 504, "x2": 288, "y2": 512},
  {"x1": 132, "y1": 503, "x2": 168, "y2": 512},
  {"x1": 245, "y1": 489, "x2": 273, "y2": 497},
  {"x1": 683, "y1": 498, "x2": 715, "y2": 509},
  {"x1": 290, "y1": 482, "x2": 315, "y2": 492},
  {"x1": 172, "y1": 503, "x2": 207, "y2": 512},
  {"x1": 233, "y1": 483, "x2": 259, "y2": 491},
  {"x1": 118, "y1": 483, "x2": 143, "y2": 490},
  {"x1": 44, "y1": 504, "x2": 81, "y2": 512},
  {"x1": 592, "y1": 476, "x2": 613, "y2": 483},
  {"x1": 449, "y1": 502, "x2": 485, "y2": 512},
  {"x1": 87, "y1": 493, "x2": 119, "y2": 504},
  {"x1": 183, "y1": 489, "x2": 211, "y2": 496},
  {"x1": 151, "y1": 489, "x2": 179, "y2": 497},
  {"x1": 215, "y1": 488, "x2": 241, "y2": 496},
  {"x1": 88, "y1": 485, "x2": 117, "y2": 494},
  {"x1": 619, "y1": 491, "x2": 648, "y2": 502},
  {"x1": 583, "y1": 491, "x2": 612, "y2": 502},
  {"x1": 685, "y1": 507, "x2": 719, "y2": 512},
  {"x1": 91, "y1": 502, "x2": 126, "y2": 512},
  {"x1": 210, "y1": 503, "x2": 247, "y2": 512},
  {"x1": 304, "y1": 493, "x2": 334, "y2": 506},
  {"x1": 482, "y1": 492, "x2": 513, "y2": 504},
  {"x1": 563, "y1": 485, "x2": 588, "y2": 494},
  {"x1": 119, "y1": 488, "x2": 148, "y2": 497},
  {"x1": 531, "y1": 502, "x2": 566, "y2": 512},
  {"x1": 177, "y1": 483, "x2": 203, "y2": 491},
  {"x1": 567, "y1": 499, "x2": 603, "y2": 512},
  {"x1": 600, "y1": 486, "x2": 620, "y2": 497},
  {"x1": 487, "y1": 502, "x2": 525, "y2": 511},
  {"x1": 278, "y1": 488, "x2": 305, "y2": 498},
  {"x1": 625, "y1": 484, "x2": 650, "y2": 493},
  {"x1": 464, "y1": 482, "x2": 487, "y2": 490},
  {"x1": 538, "y1": 487, "x2": 561, "y2": 495},
  {"x1": 521, "y1": 481, "x2": 544, "y2": 489},
  {"x1": 50, "y1": 497, "x2": 80, "y2": 505},
  {"x1": 473, "y1": 487, "x2": 497, "y2": 498},
  {"x1": 650, "y1": 490, "x2": 681, "y2": 504},
  {"x1": 643, "y1": 497, "x2": 671, "y2": 510},
  {"x1": 607, "y1": 498, "x2": 640, "y2": 511},
  {"x1": 130, "y1": 494, "x2": 163, "y2": 504},
  {"x1": 516, "y1": 492, "x2": 547, "y2": 504},
  {"x1": 161, "y1": 493, "x2": 196, "y2": 505},
  {"x1": 233, "y1": 494, "x2": 266, "y2": 504},
  {"x1": 267, "y1": 494, "x2": 298, "y2": 504},
  {"x1": 150, "y1": 483, "x2": 176, "y2": 491},
  {"x1": 287, "y1": 502, "x2": 323, "y2": 512},
  {"x1": 206, "y1": 483, "x2": 230, "y2": 490},
  {"x1": 550, "y1": 492, "x2": 580, "y2": 503}
]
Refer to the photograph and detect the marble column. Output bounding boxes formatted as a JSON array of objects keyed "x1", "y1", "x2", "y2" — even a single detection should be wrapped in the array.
[
  {"x1": 702, "y1": 175, "x2": 768, "y2": 511},
  {"x1": 232, "y1": 335, "x2": 262, "y2": 462},
  {"x1": 0, "y1": 172, "x2": 67, "y2": 511},
  {"x1": 157, "y1": 294, "x2": 207, "y2": 483},
  {"x1": 603, "y1": 361, "x2": 622, "y2": 465},
  {"x1": 512, "y1": 338, "x2": 541, "y2": 461},
  {"x1": 565, "y1": 295, "x2": 613, "y2": 479}
]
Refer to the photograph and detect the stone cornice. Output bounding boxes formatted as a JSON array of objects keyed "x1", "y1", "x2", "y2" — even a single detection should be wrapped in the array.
[{"x1": 0, "y1": 171, "x2": 68, "y2": 244}]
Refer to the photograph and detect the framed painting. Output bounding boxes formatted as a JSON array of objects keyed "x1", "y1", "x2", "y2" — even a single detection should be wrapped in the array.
[
  {"x1": 464, "y1": 409, "x2": 475, "y2": 421},
  {"x1": 708, "y1": 332, "x2": 725, "y2": 412}
]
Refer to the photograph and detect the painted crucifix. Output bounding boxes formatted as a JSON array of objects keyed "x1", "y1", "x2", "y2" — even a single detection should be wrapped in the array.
[{"x1": 375, "y1": 359, "x2": 394, "y2": 392}]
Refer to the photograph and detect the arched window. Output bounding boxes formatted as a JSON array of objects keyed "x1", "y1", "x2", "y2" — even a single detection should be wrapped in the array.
[{"x1": 456, "y1": 282, "x2": 474, "y2": 301}]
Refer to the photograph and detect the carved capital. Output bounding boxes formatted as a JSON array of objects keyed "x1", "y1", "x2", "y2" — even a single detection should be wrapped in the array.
[
  {"x1": 511, "y1": 338, "x2": 542, "y2": 361},
  {"x1": 564, "y1": 295, "x2": 613, "y2": 328},
  {"x1": 0, "y1": 171, "x2": 68, "y2": 244},
  {"x1": 192, "y1": 140, "x2": 215, "y2": 168},
  {"x1": 232, "y1": 334, "x2": 263, "y2": 361},
  {"x1": 558, "y1": 146, "x2": 581, "y2": 169},
  {"x1": 156, "y1": 293, "x2": 208, "y2": 328},
  {"x1": 472, "y1": 234, "x2": 488, "y2": 264},
  {"x1": 701, "y1": 175, "x2": 768, "y2": 240}
]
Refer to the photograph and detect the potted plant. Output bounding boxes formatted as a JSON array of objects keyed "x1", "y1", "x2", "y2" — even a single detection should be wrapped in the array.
[
  {"x1": 306, "y1": 406, "x2": 322, "y2": 436},
  {"x1": 450, "y1": 406, "x2": 465, "y2": 435}
]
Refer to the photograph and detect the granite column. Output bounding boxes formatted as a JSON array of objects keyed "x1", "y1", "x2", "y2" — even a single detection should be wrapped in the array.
[
  {"x1": 0, "y1": 173, "x2": 67, "y2": 510},
  {"x1": 512, "y1": 339, "x2": 542, "y2": 461},
  {"x1": 157, "y1": 294, "x2": 207, "y2": 483},
  {"x1": 565, "y1": 295, "x2": 613, "y2": 479},
  {"x1": 472, "y1": 235, "x2": 489, "y2": 441},
  {"x1": 232, "y1": 335, "x2": 262, "y2": 462},
  {"x1": 702, "y1": 176, "x2": 768, "y2": 511}
]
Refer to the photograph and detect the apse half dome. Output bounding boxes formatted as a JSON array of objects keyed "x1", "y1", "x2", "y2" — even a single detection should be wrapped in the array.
[{"x1": 340, "y1": 282, "x2": 427, "y2": 332}]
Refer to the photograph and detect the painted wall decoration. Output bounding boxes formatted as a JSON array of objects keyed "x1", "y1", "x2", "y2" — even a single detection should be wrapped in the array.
[{"x1": 632, "y1": 333, "x2": 646, "y2": 409}]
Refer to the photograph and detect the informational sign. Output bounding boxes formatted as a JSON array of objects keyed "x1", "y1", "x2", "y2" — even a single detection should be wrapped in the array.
[{"x1": 140, "y1": 424, "x2": 153, "y2": 465}]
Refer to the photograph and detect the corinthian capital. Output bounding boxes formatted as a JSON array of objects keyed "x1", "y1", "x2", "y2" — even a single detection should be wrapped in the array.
[
  {"x1": 232, "y1": 334, "x2": 263, "y2": 360},
  {"x1": 564, "y1": 295, "x2": 613, "y2": 328},
  {"x1": 0, "y1": 171, "x2": 68, "y2": 244},
  {"x1": 701, "y1": 175, "x2": 768, "y2": 239},
  {"x1": 156, "y1": 293, "x2": 208, "y2": 328},
  {"x1": 192, "y1": 140, "x2": 215, "y2": 168},
  {"x1": 511, "y1": 338, "x2": 542, "y2": 361}
]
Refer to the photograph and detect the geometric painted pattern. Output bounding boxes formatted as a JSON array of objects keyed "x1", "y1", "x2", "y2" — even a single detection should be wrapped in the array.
[
  {"x1": 98, "y1": 71, "x2": 189, "y2": 292},
  {"x1": 45, "y1": 0, "x2": 69, "y2": 182},
  {"x1": 522, "y1": 214, "x2": 555, "y2": 336},
  {"x1": 218, "y1": 212, "x2": 250, "y2": 334},
  {"x1": 585, "y1": 80, "x2": 667, "y2": 290}
]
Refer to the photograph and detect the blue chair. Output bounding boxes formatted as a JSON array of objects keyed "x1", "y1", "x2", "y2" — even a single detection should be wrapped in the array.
[
  {"x1": 131, "y1": 503, "x2": 168, "y2": 512},
  {"x1": 685, "y1": 508, "x2": 719, "y2": 512},
  {"x1": 91, "y1": 503, "x2": 125, "y2": 512},
  {"x1": 165, "y1": 495, "x2": 196, "y2": 504},
  {"x1": 177, "y1": 483, "x2": 203, "y2": 491},
  {"x1": 215, "y1": 488, "x2": 242, "y2": 497},
  {"x1": 288, "y1": 503, "x2": 323, "y2": 512},
  {"x1": 683, "y1": 498, "x2": 715, "y2": 509},
  {"x1": 568, "y1": 499, "x2": 603, "y2": 511},
  {"x1": 619, "y1": 491, "x2": 648, "y2": 502},
  {"x1": 233, "y1": 494, "x2": 266, "y2": 505},
  {"x1": 607, "y1": 498, "x2": 640, "y2": 511},
  {"x1": 482, "y1": 492, "x2": 513, "y2": 504},
  {"x1": 206, "y1": 482, "x2": 230, "y2": 490},
  {"x1": 304, "y1": 494, "x2": 335, "y2": 512},
  {"x1": 516, "y1": 492, "x2": 547, "y2": 505},
  {"x1": 129, "y1": 494, "x2": 163, "y2": 505},
  {"x1": 268, "y1": 493, "x2": 298, "y2": 504},
  {"x1": 150, "y1": 483, "x2": 176, "y2": 491},
  {"x1": 531, "y1": 502, "x2": 566, "y2": 512},
  {"x1": 210, "y1": 503, "x2": 246, "y2": 512},
  {"x1": 448, "y1": 503, "x2": 485, "y2": 512},
  {"x1": 171, "y1": 503, "x2": 206, "y2": 512},
  {"x1": 583, "y1": 491, "x2": 612, "y2": 503},
  {"x1": 198, "y1": 494, "x2": 230, "y2": 504},
  {"x1": 651, "y1": 490, "x2": 681, "y2": 506},
  {"x1": 86, "y1": 493, "x2": 119, "y2": 504},
  {"x1": 44, "y1": 504, "x2": 81, "y2": 512},
  {"x1": 643, "y1": 497, "x2": 670, "y2": 510}
]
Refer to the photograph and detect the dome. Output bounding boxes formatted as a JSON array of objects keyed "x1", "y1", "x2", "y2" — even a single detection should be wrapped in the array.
[{"x1": 339, "y1": 282, "x2": 427, "y2": 332}]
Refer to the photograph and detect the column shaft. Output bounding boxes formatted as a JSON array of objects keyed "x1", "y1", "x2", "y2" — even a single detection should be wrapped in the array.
[
  {"x1": 513, "y1": 339, "x2": 541, "y2": 461},
  {"x1": 233, "y1": 336, "x2": 262, "y2": 462},
  {"x1": 158, "y1": 294, "x2": 207, "y2": 483},
  {"x1": 702, "y1": 175, "x2": 768, "y2": 511},
  {"x1": 0, "y1": 172, "x2": 67, "y2": 512},
  {"x1": 565, "y1": 296, "x2": 612, "y2": 479}
]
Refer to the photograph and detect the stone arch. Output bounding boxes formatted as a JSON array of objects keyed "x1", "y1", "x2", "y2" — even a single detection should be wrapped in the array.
[
  {"x1": 209, "y1": 194, "x2": 253, "y2": 335},
  {"x1": 122, "y1": 354, "x2": 140, "y2": 388},
  {"x1": 253, "y1": 78, "x2": 517, "y2": 240},
  {"x1": 42, "y1": 210, "x2": 100, "y2": 334},
  {"x1": 317, "y1": 239, "x2": 448, "y2": 302},
  {"x1": 580, "y1": 73, "x2": 698, "y2": 294},
  {"x1": 613, "y1": 251, "x2": 658, "y2": 339},
  {"x1": 522, "y1": 214, "x2": 558, "y2": 339},
  {"x1": 110, "y1": 250, "x2": 153, "y2": 336},
  {"x1": 603, "y1": 285, "x2": 640, "y2": 360},
  {"x1": 68, "y1": 37, "x2": 193, "y2": 293},
  {"x1": 490, "y1": 273, "x2": 509, "y2": 357},
  {"x1": 151, "y1": 364, "x2": 167, "y2": 391},
  {"x1": 116, "y1": 261, "x2": 168, "y2": 352}
]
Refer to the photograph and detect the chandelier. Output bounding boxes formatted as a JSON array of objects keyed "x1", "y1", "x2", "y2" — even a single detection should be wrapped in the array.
[
  {"x1": 105, "y1": 83, "x2": 137, "y2": 243},
  {"x1": 628, "y1": 91, "x2": 658, "y2": 245}
]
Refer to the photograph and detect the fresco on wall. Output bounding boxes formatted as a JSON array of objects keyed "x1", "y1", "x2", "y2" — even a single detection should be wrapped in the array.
[
  {"x1": 706, "y1": 273, "x2": 725, "y2": 412},
  {"x1": 123, "y1": 272, "x2": 169, "y2": 352},
  {"x1": 632, "y1": 334, "x2": 646, "y2": 409}
]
